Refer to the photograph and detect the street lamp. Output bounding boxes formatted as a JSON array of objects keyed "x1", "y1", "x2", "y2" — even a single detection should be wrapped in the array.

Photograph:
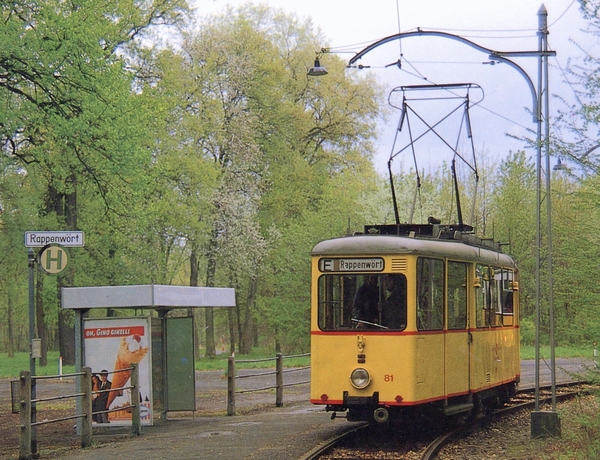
[
  {"x1": 553, "y1": 158, "x2": 568, "y2": 171},
  {"x1": 307, "y1": 50, "x2": 328, "y2": 77},
  {"x1": 310, "y1": 4, "x2": 560, "y2": 438}
]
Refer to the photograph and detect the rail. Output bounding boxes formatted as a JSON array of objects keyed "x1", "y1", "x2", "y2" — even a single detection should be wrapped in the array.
[
  {"x1": 226, "y1": 352, "x2": 310, "y2": 415},
  {"x1": 17, "y1": 364, "x2": 140, "y2": 460}
]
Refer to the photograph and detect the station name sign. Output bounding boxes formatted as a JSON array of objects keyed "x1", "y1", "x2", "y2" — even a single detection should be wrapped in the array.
[
  {"x1": 25, "y1": 231, "x2": 85, "y2": 247},
  {"x1": 319, "y1": 258, "x2": 384, "y2": 272}
]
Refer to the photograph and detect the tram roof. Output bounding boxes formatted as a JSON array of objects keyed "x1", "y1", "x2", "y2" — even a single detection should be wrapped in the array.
[{"x1": 311, "y1": 228, "x2": 516, "y2": 268}]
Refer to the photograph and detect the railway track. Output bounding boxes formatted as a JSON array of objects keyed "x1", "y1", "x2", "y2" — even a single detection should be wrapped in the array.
[{"x1": 300, "y1": 381, "x2": 589, "y2": 460}]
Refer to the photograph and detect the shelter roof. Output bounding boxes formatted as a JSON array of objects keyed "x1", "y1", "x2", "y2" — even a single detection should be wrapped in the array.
[{"x1": 61, "y1": 285, "x2": 235, "y2": 309}]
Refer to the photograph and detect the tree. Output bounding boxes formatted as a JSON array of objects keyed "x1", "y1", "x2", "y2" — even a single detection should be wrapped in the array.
[
  {"x1": 553, "y1": 0, "x2": 600, "y2": 171},
  {"x1": 550, "y1": 173, "x2": 600, "y2": 344},
  {"x1": 0, "y1": 163, "x2": 39, "y2": 355},
  {"x1": 489, "y1": 151, "x2": 537, "y2": 318},
  {"x1": 159, "y1": 5, "x2": 382, "y2": 354},
  {"x1": 546, "y1": 0, "x2": 600, "y2": 343},
  {"x1": 1, "y1": 0, "x2": 190, "y2": 362}
]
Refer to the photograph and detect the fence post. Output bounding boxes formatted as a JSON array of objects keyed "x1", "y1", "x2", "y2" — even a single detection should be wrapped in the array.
[
  {"x1": 227, "y1": 355, "x2": 236, "y2": 416},
  {"x1": 19, "y1": 370, "x2": 32, "y2": 460},
  {"x1": 131, "y1": 364, "x2": 141, "y2": 435},
  {"x1": 276, "y1": 353, "x2": 283, "y2": 407},
  {"x1": 81, "y1": 367, "x2": 92, "y2": 448}
]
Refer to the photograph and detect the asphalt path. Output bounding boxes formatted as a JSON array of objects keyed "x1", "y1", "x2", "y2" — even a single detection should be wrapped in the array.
[{"x1": 520, "y1": 357, "x2": 594, "y2": 389}]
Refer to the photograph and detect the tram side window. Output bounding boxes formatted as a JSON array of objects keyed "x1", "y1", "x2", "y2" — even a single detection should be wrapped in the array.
[
  {"x1": 417, "y1": 258, "x2": 444, "y2": 331},
  {"x1": 497, "y1": 268, "x2": 515, "y2": 326},
  {"x1": 476, "y1": 265, "x2": 514, "y2": 328},
  {"x1": 489, "y1": 269, "x2": 502, "y2": 327},
  {"x1": 447, "y1": 261, "x2": 468, "y2": 330},
  {"x1": 476, "y1": 264, "x2": 491, "y2": 328}
]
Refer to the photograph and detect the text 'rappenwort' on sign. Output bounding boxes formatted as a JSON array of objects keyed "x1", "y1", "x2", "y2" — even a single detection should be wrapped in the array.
[{"x1": 24, "y1": 231, "x2": 85, "y2": 247}]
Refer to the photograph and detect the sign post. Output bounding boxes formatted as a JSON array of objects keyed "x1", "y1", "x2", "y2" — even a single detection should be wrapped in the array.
[
  {"x1": 27, "y1": 248, "x2": 37, "y2": 456},
  {"x1": 24, "y1": 230, "x2": 85, "y2": 453}
]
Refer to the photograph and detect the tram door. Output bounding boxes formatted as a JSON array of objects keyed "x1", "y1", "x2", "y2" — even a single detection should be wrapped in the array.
[{"x1": 445, "y1": 262, "x2": 470, "y2": 397}]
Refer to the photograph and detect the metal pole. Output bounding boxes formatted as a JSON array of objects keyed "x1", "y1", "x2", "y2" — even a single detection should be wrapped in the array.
[
  {"x1": 131, "y1": 363, "x2": 141, "y2": 435},
  {"x1": 227, "y1": 355, "x2": 236, "y2": 416},
  {"x1": 28, "y1": 249, "x2": 35, "y2": 375},
  {"x1": 529, "y1": 5, "x2": 561, "y2": 439},
  {"x1": 534, "y1": 6, "x2": 544, "y2": 414},
  {"x1": 27, "y1": 249, "x2": 37, "y2": 457},
  {"x1": 81, "y1": 367, "x2": 92, "y2": 448},
  {"x1": 74, "y1": 309, "x2": 84, "y2": 435},
  {"x1": 541, "y1": 4, "x2": 557, "y2": 411},
  {"x1": 276, "y1": 353, "x2": 283, "y2": 407}
]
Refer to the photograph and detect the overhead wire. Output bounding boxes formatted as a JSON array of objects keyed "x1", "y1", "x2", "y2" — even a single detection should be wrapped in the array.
[
  {"x1": 323, "y1": 0, "x2": 592, "y2": 190},
  {"x1": 360, "y1": 0, "x2": 583, "y2": 216},
  {"x1": 549, "y1": 0, "x2": 577, "y2": 28},
  {"x1": 332, "y1": 0, "x2": 577, "y2": 54}
]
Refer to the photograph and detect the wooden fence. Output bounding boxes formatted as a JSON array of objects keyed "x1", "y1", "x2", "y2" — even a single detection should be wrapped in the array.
[
  {"x1": 226, "y1": 352, "x2": 310, "y2": 415},
  {"x1": 17, "y1": 364, "x2": 140, "y2": 460}
]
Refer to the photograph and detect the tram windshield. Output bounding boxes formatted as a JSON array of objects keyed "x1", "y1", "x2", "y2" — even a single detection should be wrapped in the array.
[{"x1": 317, "y1": 274, "x2": 407, "y2": 331}]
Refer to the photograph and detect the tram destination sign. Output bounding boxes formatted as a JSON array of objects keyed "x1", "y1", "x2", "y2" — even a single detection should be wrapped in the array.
[
  {"x1": 25, "y1": 231, "x2": 85, "y2": 247},
  {"x1": 319, "y1": 257, "x2": 384, "y2": 272}
]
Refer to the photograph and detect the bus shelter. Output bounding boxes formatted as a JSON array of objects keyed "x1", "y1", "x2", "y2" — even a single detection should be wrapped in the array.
[{"x1": 62, "y1": 284, "x2": 235, "y2": 424}]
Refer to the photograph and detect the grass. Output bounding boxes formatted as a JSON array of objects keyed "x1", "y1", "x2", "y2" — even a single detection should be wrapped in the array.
[
  {"x1": 0, "y1": 345, "x2": 594, "y2": 378},
  {"x1": 194, "y1": 349, "x2": 311, "y2": 371},
  {"x1": 0, "y1": 349, "x2": 310, "y2": 377},
  {"x1": 520, "y1": 344, "x2": 595, "y2": 361},
  {"x1": 0, "y1": 351, "x2": 75, "y2": 378}
]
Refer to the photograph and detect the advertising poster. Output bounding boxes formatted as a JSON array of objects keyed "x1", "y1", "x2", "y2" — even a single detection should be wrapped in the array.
[{"x1": 83, "y1": 317, "x2": 153, "y2": 426}]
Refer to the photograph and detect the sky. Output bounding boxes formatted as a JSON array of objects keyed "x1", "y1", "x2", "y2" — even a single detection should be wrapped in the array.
[{"x1": 192, "y1": 1, "x2": 592, "y2": 174}]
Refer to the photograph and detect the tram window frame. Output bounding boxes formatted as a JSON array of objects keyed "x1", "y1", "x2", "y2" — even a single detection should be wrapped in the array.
[
  {"x1": 475, "y1": 265, "x2": 515, "y2": 328},
  {"x1": 317, "y1": 274, "x2": 407, "y2": 332},
  {"x1": 498, "y1": 268, "x2": 515, "y2": 326},
  {"x1": 489, "y1": 269, "x2": 502, "y2": 327},
  {"x1": 317, "y1": 274, "x2": 356, "y2": 330},
  {"x1": 447, "y1": 261, "x2": 468, "y2": 330},
  {"x1": 476, "y1": 264, "x2": 491, "y2": 328},
  {"x1": 416, "y1": 257, "x2": 444, "y2": 331}
]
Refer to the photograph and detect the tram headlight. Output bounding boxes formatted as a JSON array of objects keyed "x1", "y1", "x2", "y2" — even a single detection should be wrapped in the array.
[{"x1": 350, "y1": 368, "x2": 371, "y2": 389}]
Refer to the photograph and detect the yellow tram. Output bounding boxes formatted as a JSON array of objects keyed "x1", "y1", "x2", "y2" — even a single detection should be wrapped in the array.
[{"x1": 310, "y1": 223, "x2": 520, "y2": 423}]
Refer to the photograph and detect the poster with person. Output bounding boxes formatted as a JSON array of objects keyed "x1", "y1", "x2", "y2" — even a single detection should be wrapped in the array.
[{"x1": 83, "y1": 317, "x2": 153, "y2": 426}]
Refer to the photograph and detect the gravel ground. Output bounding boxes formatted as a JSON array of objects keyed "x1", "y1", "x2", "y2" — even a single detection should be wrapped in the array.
[{"x1": 437, "y1": 394, "x2": 599, "y2": 460}]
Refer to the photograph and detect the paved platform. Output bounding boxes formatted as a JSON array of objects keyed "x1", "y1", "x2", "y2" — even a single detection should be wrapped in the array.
[{"x1": 60, "y1": 402, "x2": 352, "y2": 460}]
